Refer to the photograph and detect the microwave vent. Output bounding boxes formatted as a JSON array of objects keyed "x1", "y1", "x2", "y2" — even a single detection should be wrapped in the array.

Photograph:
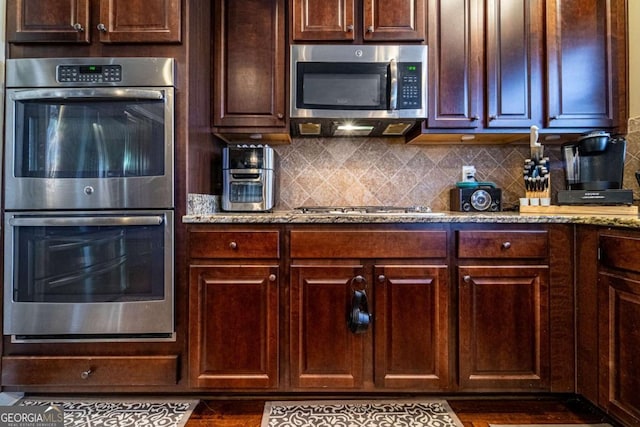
[
  {"x1": 298, "y1": 122, "x2": 322, "y2": 136},
  {"x1": 382, "y1": 122, "x2": 413, "y2": 136}
]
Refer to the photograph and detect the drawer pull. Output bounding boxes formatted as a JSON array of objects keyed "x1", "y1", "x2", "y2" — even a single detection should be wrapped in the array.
[
  {"x1": 463, "y1": 275, "x2": 471, "y2": 283},
  {"x1": 502, "y1": 241, "x2": 511, "y2": 249},
  {"x1": 229, "y1": 241, "x2": 238, "y2": 250},
  {"x1": 269, "y1": 274, "x2": 276, "y2": 282},
  {"x1": 80, "y1": 368, "x2": 92, "y2": 380},
  {"x1": 377, "y1": 275, "x2": 386, "y2": 283}
]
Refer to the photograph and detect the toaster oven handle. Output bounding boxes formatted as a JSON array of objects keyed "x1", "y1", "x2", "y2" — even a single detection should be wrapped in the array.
[
  {"x1": 9, "y1": 216, "x2": 165, "y2": 227},
  {"x1": 389, "y1": 58, "x2": 398, "y2": 110},
  {"x1": 11, "y1": 88, "x2": 165, "y2": 101}
]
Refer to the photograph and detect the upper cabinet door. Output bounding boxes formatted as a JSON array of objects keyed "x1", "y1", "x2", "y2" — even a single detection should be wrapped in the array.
[
  {"x1": 426, "y1": 0, "x2": 482, "y2": 129},
  {"x1": 485, "y1": 0, "x2": 543, "y2": 128},
  {"x1": 98, "y1": 0, "x2": 181, "y2": 43},
  {"x1": 363, "y1": 0, "x2": 425, "y2": 42},
  {"x1": 7, "y1": 0, "x2": 91, "y2": 43},
  {"x1": 291, "y1": 0, "x2": 356, "y2": 41},
  {"x1": 546, "y1": 0, "x2": 623, "y2": 129}
]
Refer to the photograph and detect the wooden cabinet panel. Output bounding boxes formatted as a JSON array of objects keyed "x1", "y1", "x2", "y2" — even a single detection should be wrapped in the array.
[
  {"x1": 289, "y1": 264, "x2": 366, "y2": 389},
  {"x1": 457, "y1": 230, "x2": 548, "y2": 259},
  {"x1": 189, "y1": 230, "x2": 280, "y2": 259},
  {"x1": 1, "y1": 356, "x2": 178, "y2": 386},
  {"x1": 373, "y1": 265, "x2": 449, "y2": 389},
  {"x1": 598, "y1": 272, "x2": 640, "y2": 426},
  {"x1": 291, "y1": 0, "x2": 355, "y2": 41},
  {"x1": 99, "y1": 0, "x2": 181, "y2": 43},
  {"x1": 363, "y1": 0, "x2": 425, "y2": 42},
  {"x1": 7, "y1": 0, "x2": 91, "y2": 43},
  {"x1": 290, "y1": 230, "x2": 447, "y2": 259},
  {"x1": 189, "y1": 265, "x2": 279, "y2": 389},
  {"x1": 291, "y1": 0, "x2": 424, "y2": 42},
  {"x1": 7, "y1": 0, "x2": 180, "y2": 44},
  {"x1": 545, "y1": 0, "x2": 619, "y2": 129},
  {"x1": 485, "y1": 0, "x2": 543, "y2": 128},
  {"x1": 599, "y1": 234, "x2": 640, "y2": 274},
  {"x1": 426, "y1": 0, "x2": 482, "y2": 129},
  {"x1": 213, "y1": 0, "x2": 287, "y2": 128},
  {"x1": 458, "y1": 266, "x2": 550, "y2": 391}
]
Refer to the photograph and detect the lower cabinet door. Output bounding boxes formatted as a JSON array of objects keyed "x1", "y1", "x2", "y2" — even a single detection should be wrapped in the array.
[
  {"x1": 289, "y1": 264, "x2": 366, "y2": 389},
  {"x1": 373, "y1": 265, "x2": 450, "y2": 390},
  {"x1": 189, "y1": 264, "x2": 279, "y2": 389},
  {"x1": 458, "y1": 265, "x2": 550, "y2": 391},
  {"x1": 598, "y1": 272, "x2": 640, "y2": 426}
]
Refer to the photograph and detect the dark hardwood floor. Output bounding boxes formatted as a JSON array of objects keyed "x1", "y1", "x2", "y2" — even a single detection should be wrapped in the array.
[{"x1": 185, "y1": 396, "x2": 618, "y2": 426}]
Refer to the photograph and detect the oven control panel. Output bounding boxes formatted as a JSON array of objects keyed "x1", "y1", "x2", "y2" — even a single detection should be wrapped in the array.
[{"x1": 57, "y1": 64, "x2": 122, "y2": 83}]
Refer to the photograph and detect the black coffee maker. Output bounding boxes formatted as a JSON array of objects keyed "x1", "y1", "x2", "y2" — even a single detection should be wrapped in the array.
[{"x1": 558, "y1": 131, "x2": 633, "y2": 205}]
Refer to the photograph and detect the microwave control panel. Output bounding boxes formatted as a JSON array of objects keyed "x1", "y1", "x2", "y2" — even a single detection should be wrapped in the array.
[
  {"x1": 397, "y1": 63, "x2": 422, "y2": 109},
  {"x1": 57, "y1": 64, "x2": 123, "y2": 83}
]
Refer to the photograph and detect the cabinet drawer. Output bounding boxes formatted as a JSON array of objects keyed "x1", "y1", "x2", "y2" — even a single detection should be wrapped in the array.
[
  {"x1": 290, "y1": 230, "x2": 447, "y2": 259},
  {"x1": 1, "y1": 355, "x2": 178, "y2": 386},
  {"x1": 457, "y1": 230, "x2": 548, "y2": 259},
  {"x1": 600, "y1": 234, "x2": 640, "y2": 274},
  {"x1": 190, "y1": 231, "x2": 280, "y2": 259}
]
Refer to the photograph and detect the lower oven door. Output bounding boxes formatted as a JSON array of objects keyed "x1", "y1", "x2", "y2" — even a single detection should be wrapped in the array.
[{"x1": 3, "y1": 211, "x2": 174, "y2": 340}]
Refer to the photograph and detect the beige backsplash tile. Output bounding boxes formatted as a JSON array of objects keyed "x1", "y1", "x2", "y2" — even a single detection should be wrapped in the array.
[{"x1": 272, "y1": 121, "x2": 640, "y2": 211}]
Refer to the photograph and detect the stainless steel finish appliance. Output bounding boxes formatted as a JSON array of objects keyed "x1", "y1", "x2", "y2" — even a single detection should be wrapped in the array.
[
  {"x1": 222, "y1": 145, "x2": 275, "y2": 212},
  {"x1": 558, "y1": 131, "x2": 632, "y2": 205},
  {"x1": 4, "y1": 211, "x2": 174, "y2": 339},
  {"x1": 290, "y1": 45, "x2": 427, "y2": 137},
  {"x1": 4, "y1": 57, "x2": 174, "y2": 210},
  {"x1": 3, "y1": 58, "x2": 175, "y2": 341}
]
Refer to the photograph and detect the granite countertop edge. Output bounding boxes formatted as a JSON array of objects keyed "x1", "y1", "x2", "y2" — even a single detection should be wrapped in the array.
[{"x1": 182, "y1": 211, "x2": 640, "y2": 229}]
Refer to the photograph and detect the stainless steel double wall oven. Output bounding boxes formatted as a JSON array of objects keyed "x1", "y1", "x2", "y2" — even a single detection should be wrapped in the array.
[{"x1": 3, "y1": 57, "x2": 176, "y2": 341}]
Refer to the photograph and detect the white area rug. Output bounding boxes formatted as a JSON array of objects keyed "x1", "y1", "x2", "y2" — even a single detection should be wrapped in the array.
[
  {"x1": 262, "y1": 399, "x2": 464, "y2": 427},
  {"x1": 20, "y1": 398, "x2": 199, "y2": 427}
]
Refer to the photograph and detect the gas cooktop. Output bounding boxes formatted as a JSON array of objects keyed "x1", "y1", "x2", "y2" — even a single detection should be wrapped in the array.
[{"x1": 294, "y1": 206, "x2": 437, "y2": 214}]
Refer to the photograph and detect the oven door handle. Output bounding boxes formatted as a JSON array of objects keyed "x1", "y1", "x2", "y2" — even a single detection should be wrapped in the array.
[
  {"x1": 9, "y1": 216, "x2": 165, "y2": 227},
  {"x1": 11, "y1": 88, "x2": 165, "y2": 101}
]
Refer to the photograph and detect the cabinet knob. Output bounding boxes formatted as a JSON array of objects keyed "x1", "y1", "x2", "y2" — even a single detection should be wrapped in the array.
[
  {"x1": 489, "y1": 115, "x2": 497, "y2": 121},
  {"x1": 229, "y1": 241, "x2": 238, "y2": 250},
  {"x1": 367, "y1": 26, "x2": 374, "y2": 33},
  {"x1": 377, "y1": 274, "x2": 386, "y2": 283},
  {"x1": 80, "y1": 368, "x2": 92, "y2": 380},
  {"x1": 269, "y1": 274, "x2": 276, "y2": 282},
  {"x1": 73, "y1": 23, "x2": 84, "y2": 32},
  {"x1": 277, "y1": 113, "x2": 284, "y2": 119},
  {"x1": 549, "y1": 115, "x2": 558, "y2": 121},
  {"x1": 502, "y1": 241, "x2": 512, "y2": 249},
  {"x1": 97, "y1": 23, "x2": 107, "y2": 32},
  {"x1": 346, "y1": 24, "x2": 354, "y2": 32},
  {"x1": 470, "y1": 115, "x2": 479, "y2": 121},
  {"x1": 463, "y1": 275, "x2": 471, "y2": 283}
]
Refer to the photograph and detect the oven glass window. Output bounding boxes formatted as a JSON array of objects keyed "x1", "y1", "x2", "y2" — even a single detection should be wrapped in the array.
[
  {"x1": 15, "y1": 98, "x2": 165, "y2": 178},
  {"x1": 12, "y1": 222, "x2": 165, "y2": 303},
  {"x1": 230, "y1": 182, "x2": 263, "y2": 203}
]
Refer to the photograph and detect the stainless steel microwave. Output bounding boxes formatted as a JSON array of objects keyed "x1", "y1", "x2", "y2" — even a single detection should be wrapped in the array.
[{"x1": 290, "y1": 45, "x2": 427, "y2": 137}]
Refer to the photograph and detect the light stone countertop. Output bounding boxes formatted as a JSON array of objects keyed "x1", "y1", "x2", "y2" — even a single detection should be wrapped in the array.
[{"x1": 182, "y1": 210, "x2": 640, "y2": 229}]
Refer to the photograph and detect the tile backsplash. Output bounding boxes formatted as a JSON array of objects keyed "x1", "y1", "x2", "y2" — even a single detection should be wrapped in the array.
[{"x1": 270, "y1": 119, "x2": 640, "y2": 211}]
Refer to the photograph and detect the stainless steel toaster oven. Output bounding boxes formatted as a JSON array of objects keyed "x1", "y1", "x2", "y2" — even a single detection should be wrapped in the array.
[{"x1": 222, "y1": 145, "x2": 275, "y2": 211}]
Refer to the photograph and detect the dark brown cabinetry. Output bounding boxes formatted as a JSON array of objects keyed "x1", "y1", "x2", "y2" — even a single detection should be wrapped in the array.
[
  {"x1": 212, "y1": 0, "x2": 288, "y2": 140},
  {"x1": 456, "y1": 230, "x2": 551, "y2": 391},
  {"x1": 7, "y1": 0, "x2": 181, "y2": 44},
  {"x1": 291, "y1": 0, "x2": 426, "y2": 43},
  {"x1": 597, "y1": 233, "x2": 640, "y2": 426},
  {"x1": 289, "y1": 228, "x2": 449, "y2": 391},
  {"x1": 188, "y1": 229, "x2": 280, "y2": 389},
  {"x1": 420, "y1": 0, "x2": 627, "y2": 139}
]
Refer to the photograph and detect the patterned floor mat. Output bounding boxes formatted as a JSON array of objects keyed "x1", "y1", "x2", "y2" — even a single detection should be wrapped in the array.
[
  {"x1": 19, "y1": 398, "x2": 198, "y2": 427},
  {"x1": 261, "y1": 399, "x2": 464, "y2": 427}
]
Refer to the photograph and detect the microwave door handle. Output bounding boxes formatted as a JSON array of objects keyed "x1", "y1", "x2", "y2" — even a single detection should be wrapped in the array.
[
  {"x1": 11, "y1": 88, "x2": 165, "y2": 101},
  {"x1": 9, "y1": 216, "x2": 164, "y2": 227},
  {"x1": 389, "y1": 59, "x2": 398, "y2": 110}
]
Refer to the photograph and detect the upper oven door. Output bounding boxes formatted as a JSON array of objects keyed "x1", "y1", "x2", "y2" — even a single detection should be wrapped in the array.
[{"x1": 4, "y1": 87, "x2": 174, "y2": 210}]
